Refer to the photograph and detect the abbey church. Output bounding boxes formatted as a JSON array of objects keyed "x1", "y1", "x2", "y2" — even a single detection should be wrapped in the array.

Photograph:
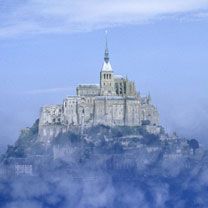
[{"x1": 38, "y1": 39, "x2": 160, "y2": 142}]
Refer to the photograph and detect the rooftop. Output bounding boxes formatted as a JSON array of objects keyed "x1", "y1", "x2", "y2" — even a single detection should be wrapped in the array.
[{"x1": 102, "y1": 61, "x2": 113, "y2": 72}]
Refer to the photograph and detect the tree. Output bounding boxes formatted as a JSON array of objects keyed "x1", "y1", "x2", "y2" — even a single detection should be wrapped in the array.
[{"x1": 188, "y1": 139, "x2": 199, "y2": 154}]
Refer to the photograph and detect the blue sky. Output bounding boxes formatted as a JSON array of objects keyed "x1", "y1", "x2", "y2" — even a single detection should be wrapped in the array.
[{"x1": 0, "y1": 0, "x2": 208, "y2": 146}]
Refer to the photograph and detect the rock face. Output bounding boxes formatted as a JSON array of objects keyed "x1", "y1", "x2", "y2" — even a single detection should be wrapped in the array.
[
  {"x1": 38, "y1": 43, "x2": 159, "y2": 143},
  {"x1": 1, "y1": 123, "x2": 201, "y2": 177}
]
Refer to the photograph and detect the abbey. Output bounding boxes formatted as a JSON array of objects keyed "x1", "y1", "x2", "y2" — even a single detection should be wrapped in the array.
[{"x1": 38, "y1": 40, "x2": 160, "y2": 142}]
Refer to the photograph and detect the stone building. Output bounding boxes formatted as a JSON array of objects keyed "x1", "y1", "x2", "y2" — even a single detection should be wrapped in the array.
[{"x1": 38, "y1": 39, "x2": 160, "y2": 143}]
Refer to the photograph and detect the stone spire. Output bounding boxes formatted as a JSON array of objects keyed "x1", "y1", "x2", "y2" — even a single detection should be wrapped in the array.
[
  {"x1": 104, "y1": 30, "x2": 109, "y2": 63},
  {"x1": 102, "y1": 30, "x2": 112, "y2": 72}
]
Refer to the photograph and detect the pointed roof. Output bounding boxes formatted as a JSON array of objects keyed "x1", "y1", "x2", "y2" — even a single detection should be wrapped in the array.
[
  {"x1": 102, "y1": 61, "x2": 112, "y2": 72},
  {"x1": 102, "y1": 30, "x2": 113, "y2": 72}
]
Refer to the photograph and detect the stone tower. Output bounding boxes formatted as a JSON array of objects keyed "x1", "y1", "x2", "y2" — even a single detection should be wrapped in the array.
[{"x1": 100, "y1": 34, "x2": 116, "y2": 96}]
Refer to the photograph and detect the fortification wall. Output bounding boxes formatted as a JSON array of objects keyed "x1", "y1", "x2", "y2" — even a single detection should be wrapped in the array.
[
  {"x1": 63, "y1": 97, "x2": 78, "y2": 125},
  {"x1": 125, "y1": 99, "x2": 142, "y2": 126},
  {"x1": 39, "y1": 105, "x2": 63, "y2": 126},
  {"x1": 38, "y1": 95, "x2": 160, "y2": 140},
  {"x1": 141, "y1": 103, "x2": 160, "y2": 126},
  {"x1": 94, "y1": 97, "x2": 124, "y2": 126}
]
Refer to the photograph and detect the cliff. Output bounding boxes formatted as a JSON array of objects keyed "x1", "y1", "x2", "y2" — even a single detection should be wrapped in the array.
[{"x1": 1, "y1": 119, "x2": 200, "y2": 165}]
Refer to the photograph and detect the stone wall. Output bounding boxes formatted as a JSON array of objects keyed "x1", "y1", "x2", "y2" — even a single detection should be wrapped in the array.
[
  {"x1": 39, "y1": 105, "x2": 63, "y2": 126},
  {"x1": 94, "y1": 97, "x2": 125, "y2": 126},
  {"x1": 63, "y1": 97, "x2": 78, "y2": 125},
  {"x1": 141, "y1": 100, "x2": 160, "y2": 126},
  {"x1": 76, "y1": 84, "x2": 100, "y2": 96},
  {"x1": 38, "y1": 94, "x2": 160, "y2": 141}
]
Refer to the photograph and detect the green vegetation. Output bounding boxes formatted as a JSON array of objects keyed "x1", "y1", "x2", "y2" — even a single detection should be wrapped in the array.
[
  {"x1": 52, "y1": 132, "x2": 81, "y2": 145},
  {"x1": 188, "y1": 139, "x2": 199, "y2": 154},
  {"x1": 3, "y1": 119, "x2": 40, "y2": 159}
]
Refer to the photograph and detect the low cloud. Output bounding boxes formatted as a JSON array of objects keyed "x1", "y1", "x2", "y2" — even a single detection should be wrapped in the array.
[
  {"x1": 1, "y1": 151, "x2": 208, "y2": 208},
  {"x1": 0, "y1": 0, "x2": 208, "y2": 37}
]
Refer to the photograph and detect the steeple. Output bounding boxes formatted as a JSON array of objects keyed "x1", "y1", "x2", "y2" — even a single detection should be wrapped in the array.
[
  {"x1": 100, "y1": 30, "x2": 115, "y2": 96},
  {"x1": 101, "y1": 30, "x2": 112, "y2": 72},
  {"x1": 104, "y1": 30, "x2": 109, "y2": 63}
]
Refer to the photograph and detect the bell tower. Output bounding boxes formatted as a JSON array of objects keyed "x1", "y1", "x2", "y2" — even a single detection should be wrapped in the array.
[{"x1": 100, "y1": 31, "x2": 115, "y2": 96}]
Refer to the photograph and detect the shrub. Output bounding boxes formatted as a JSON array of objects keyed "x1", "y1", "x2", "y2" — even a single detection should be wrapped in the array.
[{"x1": 188, "y1": 139, "x2": 199, "y2": 154}]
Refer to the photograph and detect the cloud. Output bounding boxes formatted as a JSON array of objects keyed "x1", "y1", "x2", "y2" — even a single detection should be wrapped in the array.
[{"x1": 0, "y1": 0, "x2": 208, "y2": 37}]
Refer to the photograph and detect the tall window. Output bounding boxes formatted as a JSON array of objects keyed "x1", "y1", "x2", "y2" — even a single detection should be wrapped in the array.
[{"x1": 115, "y1": 83, "x2": 119, "y2": 95}]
